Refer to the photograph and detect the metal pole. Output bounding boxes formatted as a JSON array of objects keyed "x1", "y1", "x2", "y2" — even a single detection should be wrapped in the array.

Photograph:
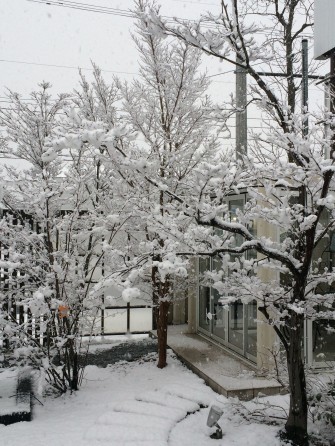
[
  {"x1": 330, "y1": 52, "x2": 335, "y2": 159},
  {"x1": 323, "y1": 73, "x2": 330, "y2": 158},
  {"x1": 236, "y1": 58, "x2": 247, "y2": 161},
  {"x1": 302, "y1": 39, "x2": 309, "y2": 137}
]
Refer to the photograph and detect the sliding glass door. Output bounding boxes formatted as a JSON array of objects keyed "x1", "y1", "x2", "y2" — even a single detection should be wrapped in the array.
[
  {"x1": 197, "y1": 193, "x2": 257, "y2": 362},
  {"x1": 198, "y1": 257, "x2": 211, "y2": 333},
  {"x1": 197, "y1": 257, "x2": 257, "y2": 362},
  {"x1": 305, "y1": 309, "x2": 335, "y2": 366}
]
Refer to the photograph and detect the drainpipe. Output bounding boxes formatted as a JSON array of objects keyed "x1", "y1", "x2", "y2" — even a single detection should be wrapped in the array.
[{"x1": 236, "y1": 57, "x2": 248, "y2": 161}]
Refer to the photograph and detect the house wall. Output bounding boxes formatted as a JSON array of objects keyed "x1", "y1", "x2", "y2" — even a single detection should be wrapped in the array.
[
  {"x1": 255, "y1": 216, "x2": 279, "y2": 370},
  {"x1": 186, "y1": 257, "x2": 198, "y2": 334},
  {"x1": 169, "y1": 257, "x2": 197, "y2": 329}
]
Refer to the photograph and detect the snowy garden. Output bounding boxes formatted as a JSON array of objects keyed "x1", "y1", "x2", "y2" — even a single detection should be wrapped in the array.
[
  {"x1": 1, "y1": 344, "x2": 289, "y2": 446},
  {"x1": 1, "y1": 0, "x2": 335, "y2": 445}
]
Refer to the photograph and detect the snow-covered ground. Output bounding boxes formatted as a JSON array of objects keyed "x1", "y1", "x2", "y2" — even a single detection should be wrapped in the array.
[
  {"x1": 0, "y1": 369, "x2": 29, "y2": 417},
  {"x1": 0, "y1": 351, "x2": 288, "y2": 446}
]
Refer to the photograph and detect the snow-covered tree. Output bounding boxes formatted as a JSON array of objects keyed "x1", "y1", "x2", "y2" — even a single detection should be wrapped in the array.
[
  {"x1": 0, "y1": 83, "x2": 82, "y2": 392},
  {"x1": 133, "y1": 1, "x2": 334, "y2": 444},
  {"x1": 115, "y1": 1, "x2": 221, "y2": 368},
  {"x1": 0, "y1": 81, "x2": 127, "y2": 393}
]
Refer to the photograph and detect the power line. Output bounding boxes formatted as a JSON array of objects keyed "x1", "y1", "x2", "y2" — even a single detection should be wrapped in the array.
[
  {"x1": 27, "y1": 0, "x2": 206, "y2": 24},
  {"x1": 28, "y1": 0, "x2": 135, "y2": 18},
  {"x1": 26, "y1": 0, "x2": 314, "y2": 37},
  {"x1": 0, "y1": 58, "x2": 239, "y2": 84},
  {"x1": 0, "y1": 58, "x2": 138, "y2": 76},
  {"x1": 207, "y1": 69, "x2": 235, "y2": 78},
  {"x1": 171, "y1": 0, "x2": 219, "y2": 6},
  {"x1": 0, "y1": 99, "x2": 269, "y2": 121},
  {"x1": 1, "y1": 58, "x2": 326, "y2": 87}
]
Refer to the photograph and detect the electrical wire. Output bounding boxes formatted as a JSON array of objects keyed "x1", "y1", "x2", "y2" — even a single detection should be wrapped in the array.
[
  {"x1": 28, "y1": 0, "x2": 135, "y2": 18},
  {"x1": 0, "y1": 58, "x2": 239, "y2": 84},
  {"x1": 0, "y1": 58, "x2": 137, "y2": 76},
  {"x1": 26, "y1": 0, "x2": 314, "y2": 37},
  {"x1": 27, "y1": 0, "x2": 207, "y2": 23},
  {"x1": 1, "y1": 57, "x2": 326, "y2": 87},
  {"x1": 171, "y1": 0, "x2": 219, "y2": 6}
]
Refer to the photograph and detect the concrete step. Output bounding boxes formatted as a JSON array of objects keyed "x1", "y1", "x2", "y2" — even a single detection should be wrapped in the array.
[{"x1": 151, "y1": 326, "x2": 282, "y2": 401}]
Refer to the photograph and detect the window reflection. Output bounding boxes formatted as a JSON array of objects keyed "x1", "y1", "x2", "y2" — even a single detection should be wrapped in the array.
[
  {"x1": 199, "y1": 257, "x2": 211, "y2": 332},
  {"x1": 228, "y1": 300, "x2": 244, "y2": 350},
  {"x1": 197, "y1": 195, "x2": 258, "y2": 361},
  {"x1": 246, "y1": 301, "x2": 257, "y2": 357},
  {"x1": 213, "y1": 288, "x2": 226, "y2": 340},
  {"x1": 313, "y1": 320, "x2": 335, "y2": 362}
]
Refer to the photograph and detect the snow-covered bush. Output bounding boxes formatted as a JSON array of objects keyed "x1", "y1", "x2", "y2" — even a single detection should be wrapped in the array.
[
  {"x1": 308, "y1": 375, "x2": 335, "y2": 443},
  {"x1": 0, "y1": 79, "x2": 128, "y2": 393}
]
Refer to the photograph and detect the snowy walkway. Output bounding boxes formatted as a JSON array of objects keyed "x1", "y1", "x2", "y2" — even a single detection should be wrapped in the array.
[{"x1": 84, "y1": 382, "x2": 213, "y2": 445}]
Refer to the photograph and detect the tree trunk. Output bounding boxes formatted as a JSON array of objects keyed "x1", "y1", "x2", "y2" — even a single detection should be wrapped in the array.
[
  {"x1": 71, "y1": 354, "x2": 79, "y2": 391},
  {"x1": 62, "y1": 318, "x2": 79, "y2": 392},
  {"x1": 157, "y1": 300, "x2": 170, "y2": 369},
  {"x1": 285, "y1": 312, "x2": 308, "y2": 446},
  {"x1": 152, "y1": 255, "x2": 172, "y2": 369},
  {"x1": 152, "y1": 185, "x2": 172, "y2": 368},
  {"x1": 152, "y1": 263, "x2": 159, "y2": 331}
]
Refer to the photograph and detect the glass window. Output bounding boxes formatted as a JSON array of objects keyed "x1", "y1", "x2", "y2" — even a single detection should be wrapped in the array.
[
  {"x1": 229, "y1": 199, "x2": 244, "y2": 247},
  {"x1": 199, "y1": 286, "x2": 211, "y2": 332},
  {"x1": 196, "y1": 195, "x2": 258, "y2": 363},
  {"x1": 310, "y1": 209, "x2": 335, "y2": 364},
  {"x1": 228, "y1": 300, "x2": 244, "y2": 351},
  {"x1": 212, "y1": 255, "x2": 226, "y2": 340},
  {"x1": 312, "y1": 319, "x2": 335, "y2": 363},
  {"x1": 199, "y1": 257, "x2": 211, "y2": 332},
  {"x1": 213, "y1": 287, "x2": 226, "y2": 340},
  {"x1": 246, "y1": 301, "x2": 257, "y2": 357}
]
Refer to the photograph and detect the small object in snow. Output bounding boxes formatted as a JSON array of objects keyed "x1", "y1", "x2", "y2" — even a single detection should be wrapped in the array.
[
  {"x1": 207, "y1": 405, "x2": 223, "y2": 439},
  {"x1": 0, "y1": 370, "x2": 32, "y2": 426}
]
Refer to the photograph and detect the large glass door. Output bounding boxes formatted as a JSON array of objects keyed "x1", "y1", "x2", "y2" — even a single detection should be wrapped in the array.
[
  {"x1": 226, "y1": 300, "x2": 257, "y2": 360},
  {"x1": 228, "y1": 300, "x2": 244, "y2": 351},
  {"x1": 197, "y1": 193, "x2": 257, "y2": 362},
  {"x1": 212, "y1": 254, "x2": 226, "y2": 340},
  {"x1": 245, "y1": 301, "x2": 257, "y2": 358},
  {"x1": 305, "y1": 310, "x2": 335, "y2": 366},
  {"x1": 312, "y1": 318, "x2": 335, "y2": 363},
  {"x1": 212, "y1": 288, "x2": 226, "y2": 340},
  {"x1": 304, "y1": 213, "x2": 335, "y2": 366},
  {"x1": 198, "y1": 257, "x2": 211, "y2": 334},
  {"x1": 197, "y1": 257, "x2": 257, "y2": 362}
]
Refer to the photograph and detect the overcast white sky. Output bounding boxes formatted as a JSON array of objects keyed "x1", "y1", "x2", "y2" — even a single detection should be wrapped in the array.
[
  {"x1": 0, "y1": 0, "x2": 328, "y2": 103},
  {"x1": 0, "y1": 0, "x2": 237, "y2": 173},
  {"x1": 0, "y1": 0, "x2": 228, "y2": 97},
  {"x1": 0, "y1": 0, "x2": 329, "y2": 171}
]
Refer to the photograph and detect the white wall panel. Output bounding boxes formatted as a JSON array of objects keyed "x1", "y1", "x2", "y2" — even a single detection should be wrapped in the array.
[{"x1": 315, "y1": 0, "x2": 335, "y2": 59}]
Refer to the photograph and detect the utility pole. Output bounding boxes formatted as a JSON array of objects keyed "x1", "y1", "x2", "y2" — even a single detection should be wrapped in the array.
[
  {"x1": 330, "y1": 52, "x2": 335, "y2": 158},
  {"x1": 234, "y1": 44, "x2": 324, "y2": 162},
  {"x1": 302, "y1": 39, "x2": 309, "y2": 138},
  {"x1": 323, "y1": 72, "x2": 331, "y2": 157},
  {"x1": 236, "y1": 58, "x2": 247, "y2": 161},
  {"x1": 314, "y1": 0, "x2": 335, "y2": 157},
  {"x1": 234, "y1": 44, "x2": 323, "y2": 160}
]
